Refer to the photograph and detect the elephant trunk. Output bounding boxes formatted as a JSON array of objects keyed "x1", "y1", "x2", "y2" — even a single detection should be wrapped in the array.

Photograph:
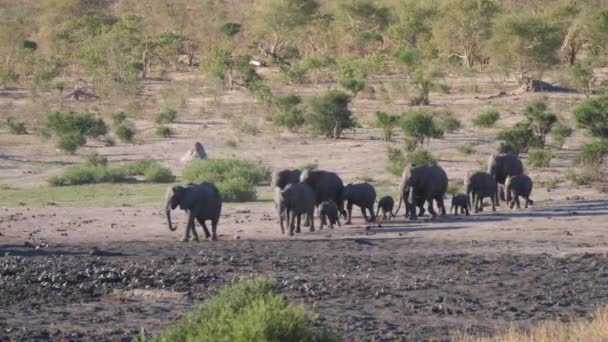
[{"x1": 165, "y1": 194, "x2": 177, "y2": 231}]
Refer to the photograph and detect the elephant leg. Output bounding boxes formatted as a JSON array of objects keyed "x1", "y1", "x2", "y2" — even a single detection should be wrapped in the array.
[
  {"x1": 289, "y1": 211, "x2": 295, "y2": 236},
  {"x1": 210, "y1": 219, "x2": 218, "y2": 241},
  {"x1": 524, "y1": 197, "x2": 530, "y2": 208},
  {"x1": 474, "y1": 197, "x2": 480, "y2": 213},
  {"x1": 427, "y1": 200, "x2": 437, "y2": 218},
  {"x1": 191, "y1": 221, "x2": 200, "y2": 242},
  {"x1": 182, "y1": 211, "x2": 195, "y2": 242},
  {"x1": 516, "y1": 195, "x2": 521, "y2": 209},
  {"x1": 197, "y1": 217, "x2": 211, "y2": 239},
  {"x1": 336, "y1": 215, "x2": 341, "y2": 227},
  {"x1": 346, "y1": 202, "x2": 353, "y2": 224},
  {"x1": 319, "y1": 215, "x2": 325, "y2": 230},
  {"x1": 437, "y1": 197, "x2": 446, "y2": 216},
  {"x1": 279, "y1": 211, "x2": 285, "y2": 235},
  {"x1": 296, "y1": 214, "x2": 302, "y2": 233},
  {"x1": 464, "y1": 205, "x2": 470, "y2": 216},
  {"x1": 361, "y1": 207, "x2": 369, "y2": 222},
  {"x1": 491, "y1": 195, "x2": 496, "y2": 212},
  {"x1": 309, "y1": 212, "x2": 315, "y2": 232}
]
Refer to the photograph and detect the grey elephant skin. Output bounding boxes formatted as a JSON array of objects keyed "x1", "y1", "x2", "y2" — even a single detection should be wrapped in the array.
[
  {"x1": 271, "y1": 169, "x2": 302, "y2": 190},
  {"x1": 451, "y1": 193, "x2": 470, "y2": 216},
  {"x1": 319, "y1": 200, "x2": 341, "y2": 229},
  {"x1": 300, "y1": 168, "x2": 345, "y2": 222},
  {"x1": 505, "y1": 174, "x2": 534, "y2": 209},
  {"x1": 277, "y1": 183, "x2": 316, "y2": 235},
  {"x1": 342, "y1": 182, "x2": 377, "y2": 224},
  {"x1": 465, "y1": 171, "x2": 498, "y2": 213},
  {"x1": 375, "y1": 195, "x2": 395, "y2": 221},
  {"x1": 397, "y1": 165, "x2": 448, "y2": 220},
  {"x1": 488, "y1": 153, "x2": 524, "y2": 203},
  {"x1": 165, "y1": 182, "x2": 222, "y2": 242}
]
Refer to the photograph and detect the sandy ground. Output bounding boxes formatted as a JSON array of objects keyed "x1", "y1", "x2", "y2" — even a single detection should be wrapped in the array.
[{"x1": 1, "y1": 70, "x2": 608, "y2": 340}]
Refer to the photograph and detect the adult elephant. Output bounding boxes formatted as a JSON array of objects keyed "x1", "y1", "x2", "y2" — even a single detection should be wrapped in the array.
[
  {"x1": 465, "y1": 171, "x2": 498, "y2": 213},
  {"x1": 275, "y1": 182, "x2": 316, "y2": 235},
  {"x1": 300, "y1": 168, "x2": 345, "y2": 224},
  {"x1": 396, "y1": 165, "x2": 448, "y2": 220},
  {"x1": 164, "y1": 182, "x2": 222, "y2": 242},
  {"x1": 271, "y1": 169, "x2": 302, "y2": 190},
  {"x1": 487, "y1": 153, "x2": 524, "y2": 204}
]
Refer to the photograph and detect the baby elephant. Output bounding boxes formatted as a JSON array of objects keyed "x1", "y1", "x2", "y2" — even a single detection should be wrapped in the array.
[
  {"x1": 319, "y1": 200, "x2": 341, "y2": 229},
  {"x1": 375, "y1": 195, "x2": 395, "y2": 221},
  {"x1": 505, "y1": 174, "x2": 534, "y2": 209},
  {"x1": 451, "y1": 193, "x2": 470, "y2": 216},
  {"x1": 342, "y1": 182, "x2": 377, "y2": 224}
]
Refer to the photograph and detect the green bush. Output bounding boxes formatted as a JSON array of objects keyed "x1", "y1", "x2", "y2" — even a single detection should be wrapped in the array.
[
  {"x1": 273, "y1": 109, "x2": 305, "y2": 131},
  {"x1": 527, "y1": 148, "x2": 553, "y2": 167},
  {"x1": 473, "y1": 110, "x2": 500, "y2": 128},
  {"x1": 406, "y1": 149, "x2": 437, "y2": 167},
  {"x1": 57, "y1": 132, "x2": 86, "y2": 154},
  {"x1": 182, "y1": 159, "x2": 270, "y2": 202},
  {"x1": 217, "y1": 177, "x2": 256, "y2": 202},
  {"x1": 6, "y1": 117, "x2": 27, "y2": 134},
  {"x1": 373, "y1": 111, "x2": 399, "y2": 142},
  {"x1": 498, "y1": 122, "x2": 540, "y2": 155},
  {"x1": 156, "y1": 126, "x2": 172, "y2": 138},
  {"x1": 438, "y1": 112, "x2": 461, "y2": 133},
  {"x1": 48, "y1": 165, "x2": 126, "y2": 186},
  {"x1": 85, "y1": 152, "x2": 108, "y2": 166},
  {"x1": 550, "y1": 123, "x2": 573, "y2": 148},
  {"x1": 143, "y1": 164, "x2": 175, "y2": 183},
  {"x1": 574, "y1": 141, "x2": 608, "y2": 167},
  {"x1": 523, "y1": 100, "x2": 557, "y2": 147},
  {"x1": 573, "y1": 96, "x2": 608, "y2": 139},
  {"x1": 400, "y1": 111, "x2": 443, "y2": 148},
  {"x1": 114, "y1": 123, "x2": 135, "y2": 142},
  {"x1": 307, "y1": 90, "x2": 356, "y2": 139},
  {"x1": 153, "y1": 278, "x2": 335, "y2": 342},
  {"x1": 155, "y1": 108, "x2": 178, "y2": 124},
  {"x1": 112, "y1": 111, "x2": 128, "y2": 125},
  {"x1": 386, "y1": 145, "x2": 406, "y2": 177},
  {"x1": 457, "y1": 143, "x2": 475, "y2": 155},
  {"x1": 339, "y1": 78, "x2": 366, "y2": 96}
]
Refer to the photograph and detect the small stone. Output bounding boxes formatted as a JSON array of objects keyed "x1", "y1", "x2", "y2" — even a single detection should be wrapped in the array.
[{"x1": 233, "y1": 235, "x2": 240, "y2": 240}]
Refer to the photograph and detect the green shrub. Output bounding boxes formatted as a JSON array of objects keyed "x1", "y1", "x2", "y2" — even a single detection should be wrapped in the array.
[
  {"x1": 103, "y1": 136, "x2": 116, "y2": 146},
  {"x1": 373, "y1": 111, "x2": 399, "y2": 142},
  {"x1": 114, "y1": 123, "x2": 135, "y2": 142},
  {"x1": 527, "y1": 148, "x2": 553, "y2": 167},
  {"x1": 339, "y1": 78, "x2": 366, "y2": 96},
  {"x1": 573, "y1": 96, "x2": 608, "y2": 139},
  {"x1": 523, "y1": 100, "x2": 557, "y2": 147},
  {"x1": 220, "y1": 22, "x2": 241, "y2": 37},
  {"x1": 400, "y1": 111, "x2": 444, "y2": 148},
  {"x1": 566, "y1": 169, "x2": 595, "y2": 185},
  {"x1": 85, "y1": 152, "x2": 108, "y2": 166},
  {"x1": 473, "y1": 110, "x2": 500, "y2": 128},
  {"x1": 406, "y1": 149, "x2": 437, "y2": 166},
  {"x1": 143, "y1": 164, "x2": 175, "y2": 183},
  {"x1": 574, "y1": 141, "x2": 608, "y2": 167},
  {"x1": 550, "y1": 122, "x2": 573, "y2": 148},
  {"x1": 183, "y1": 159, "x2": 270, "y2": 185},
  {"x1": 498, "y1": 122, "x2": 540, "y2": 155},
  {"x1": 225, "y1": 138, "x2": 238, "y2": 148},
  {"x1": 48, "y1": 165, "x2": 126, "y2": 186},
  {"x1": 156, "y1": 126, "x2": 172, "y2": 138},
  {"x1": 457, "y1": 143, "x2": 475, "y2": 155},
  {"x1": 6, "y1": 117, "x2": 27, "y2": 134},
  {"x1": 386, "y1": 145, "x2": 406, "y2": 177},
  {"x1": 153, "y1": 277, "x2": 335, "y2": 342},
  {"x1": 217, "y1": 177, "x2": 256, "y2": 202},
  {"x1": 438, "y1": 112, "x2": 461, "y2": 133},
  {"x1": 112, "y1": 111, "x2": 128, "y2": 125},
  {"x1": 272, "y1": 110, "x2": 305, "y2": 131},
  {"x1": 57, "y1": 132, "x2": 86, "y2": 154},
  {"x1": 307, "y1": 90, "x2": 356, "y2": 139},
  {"x1": 123, "y1": 159, "x2": 158, "y2": 176},
  {"x1": 155, "y1": 108, "x2": 178, "y2": 124}
]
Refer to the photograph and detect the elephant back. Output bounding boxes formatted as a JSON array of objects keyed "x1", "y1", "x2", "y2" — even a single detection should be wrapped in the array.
[{"x1": 491, "y1": 154, "x2": 524, "y2": 184}]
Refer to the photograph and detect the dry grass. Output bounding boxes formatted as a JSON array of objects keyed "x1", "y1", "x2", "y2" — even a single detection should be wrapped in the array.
[{"x1": 454, "y1": 307, "x2": 608, "y2": 342}]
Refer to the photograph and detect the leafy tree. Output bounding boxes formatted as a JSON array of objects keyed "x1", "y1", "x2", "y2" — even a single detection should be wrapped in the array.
[
  {"x1": 394, "y1": 47, "x2": 447, "y2": 105},
  {"x1": 387, "y1": 1, "x2": 438, "y2": 48},
  {"x1": 400, "y1": 111, "x2": 444, "y2": 148},
  {"x1": 571, "y1": 58, "x2": 596, "y2": 97},
  {"x1": 433, "y1": 0, "x2": 500, "y2": 68},
  {"x1": 550, "y1": 122, "x2": 573, "y2": 148},
  {"x1": 308, "y1": 90, "x2": 356, "y2": 139},
  {"x1": 272, "y1": 95, "x2": 306, "y2": 131},
  {"x1": 573, "y1": 96, "x2": 608, "y2": 139},
  {"x1": 523, "y1": 100, "x2": 557, "y2": 147},
  {"x1": 373, "y1": 111, "x2": 399, "y2": 142},
  {"x1": 334, "y1": 0, "x2": 390, "y2": 54},
  {"x1": 340, "y1": 78, "x2": 366, "y2": 96},
  {"x1": 489, "y1": 14, "x2": 562, "y2": 89},
  {"x1": 45, "y1": 111, "x2": 107, "y2": 153},
  {"x1": 498, "y1": 122, "x2": 540, "y2": 155}
]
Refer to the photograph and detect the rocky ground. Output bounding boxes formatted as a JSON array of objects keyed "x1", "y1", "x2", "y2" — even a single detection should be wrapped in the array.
[{"x1": 2, "y1": 234, "x2": 608, "y2": 341}]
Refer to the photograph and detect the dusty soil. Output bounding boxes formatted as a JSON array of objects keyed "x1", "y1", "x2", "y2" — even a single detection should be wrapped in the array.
[{"x1": 1, "y1": 70, "x2": 608, "y2": 340}]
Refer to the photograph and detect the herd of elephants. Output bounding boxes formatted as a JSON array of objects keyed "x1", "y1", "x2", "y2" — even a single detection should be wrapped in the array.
[{"x1": 164, "y1": 153, "x2": 533, "y2": 241}]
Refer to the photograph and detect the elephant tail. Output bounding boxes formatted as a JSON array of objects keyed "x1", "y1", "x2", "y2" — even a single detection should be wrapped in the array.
[{"x1": 374, "y1": 204, "x2": 380, "y2": 220}]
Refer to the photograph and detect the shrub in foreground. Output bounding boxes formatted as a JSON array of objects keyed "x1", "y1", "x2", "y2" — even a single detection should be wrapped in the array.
[
  {"x1": 217, "y1": 177, "x2": 256, "y2": 202},
  {"x1": 151, "y1": 278, "x2": 336, "y2": 342},
  {"x1": 48, "y1": 165, "x2": 126, "y2": 186}
]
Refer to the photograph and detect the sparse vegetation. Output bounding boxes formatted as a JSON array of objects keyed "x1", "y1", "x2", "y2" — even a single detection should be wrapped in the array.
[
  {"x1": 155, "y1": 109, "x2": 178, "y2": 125},
  {"x1": 550, "y1": 122, "x2": 573, "y2": 148},
  {"x1": 84, "y1": 152, "x2": 108, "y2": 167},
  {"x1": 574, "y1": 141, "x2": 608, "y2": 168},
  {"x1": 523, "y1": 100, "x2": 557, "y2": 147},
  {"x1": 458, "y1": 144, "x2": 475, "y2": 155},
  {"x1": 225, "y1": 138, "x2": 238, "y2": 148},
  {"x1": 527, "y1": 148, "x2": 553, "y2": 168},
  {"x1": 473, "y1": 110, "x2": 499, "y2": 128},
  {"x1": 49, "y1": 159, "x2": 174, "y2": 186},
  {"x1": 498, "y1": 122, "x2": 540, "y2": 155},
  {"x1": 386, "y1": 145, "x2": 407, "y2": 177},
  {"x1": 406, "y1": 149, "x2": 437, "y2": 167},
  {"x1": 573, "y1": 96, "x2": 608, "y2": 140},
  {"x1": 112, "y1": 111, "x2": 136, "y2": 142},
  {"x1": 438, "y1": 112, "x2": 461, "y2": 133},
  {"x1": 6, "y1": 117, "x2": 27, "y2": 134},
  {"x1": 156, "y1": 126, "x2": 172, "y2": 138},
  {"x1": 373, "y1": 111, "x2": 399, "y2": 142},
  {"x1": 308, "y1": 90, "x2": 356, "y2": 139},
  {"x1": 152, "y1": 277, "x2": 335, "y2": 342}
]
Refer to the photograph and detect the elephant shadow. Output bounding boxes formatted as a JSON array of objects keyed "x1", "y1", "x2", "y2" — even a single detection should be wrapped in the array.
[{"x1": 0, "y1": 245, "x2": 128, "y2": 257}]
